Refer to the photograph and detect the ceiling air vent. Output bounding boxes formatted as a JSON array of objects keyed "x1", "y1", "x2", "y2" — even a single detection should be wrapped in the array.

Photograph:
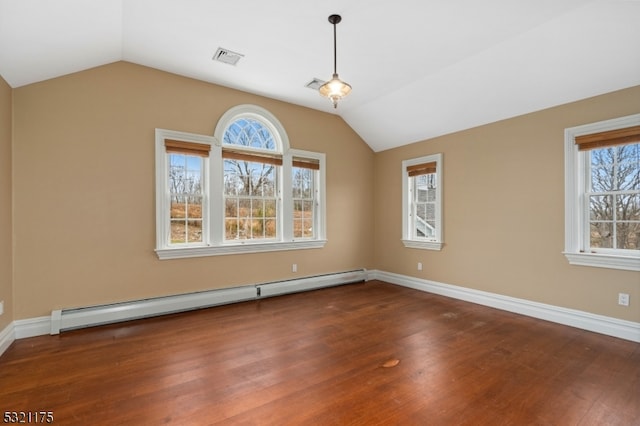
[
  {"x1": 213, "y1": 48, "x2": 244, "y2": 66},
  {"x1": 305, "y1": 78, "x2": 326, "y2": 90}
]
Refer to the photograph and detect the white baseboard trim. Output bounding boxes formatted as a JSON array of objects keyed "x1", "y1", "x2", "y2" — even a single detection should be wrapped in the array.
[
  {"x1": 0, "y1": 322, "x2": 15, "y2": 357},
  {"x1": 369, "y1": 270, "x2": 640, "y2": 343},
  {"x1": 15, "y1": 316, "x2": 51, "y2": 339},
  {"x1": 0, "y1": 317, "x2": 52, "y2": 358},
  {"x1": 1, "y1": 270, "x2": 367, "y2": 348}
]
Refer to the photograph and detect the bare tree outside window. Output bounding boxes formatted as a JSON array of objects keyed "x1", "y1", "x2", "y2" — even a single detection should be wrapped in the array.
[
  {"x1": 293, "y1": 167, "x2": 315, "y2": 238},
  {"x1": 168, "y1": 154, "x2": 203, "y2": 243},
  {"x1": 589, "y1": 143, "x2": 640, "y2": 250},
  {"x1": 223, "y1": 118, "x2": 278, "y2": 240}
]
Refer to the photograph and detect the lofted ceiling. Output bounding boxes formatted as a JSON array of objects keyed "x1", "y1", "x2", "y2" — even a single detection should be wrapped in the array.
[{"x1": 1, "y1": 0, "x2": 639, "y2": 152}]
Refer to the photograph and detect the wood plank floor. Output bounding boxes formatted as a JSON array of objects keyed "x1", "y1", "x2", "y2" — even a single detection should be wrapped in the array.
[{"x1": 1, "y1": 280, "x2": 639, "y2": 425}]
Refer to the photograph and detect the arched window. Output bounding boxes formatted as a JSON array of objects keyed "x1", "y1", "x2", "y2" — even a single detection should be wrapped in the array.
[
  {"x1": 216, "y1": 106, "x2": 286, "y2": 242},
  {"x1": 155, "y1": 105, "x2": 326, "y2": 259}
]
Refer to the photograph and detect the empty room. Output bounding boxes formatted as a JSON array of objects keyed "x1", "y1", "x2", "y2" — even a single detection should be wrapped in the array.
[{"x1": 1, "y1": 1, "x2": 639, "y2": 424}]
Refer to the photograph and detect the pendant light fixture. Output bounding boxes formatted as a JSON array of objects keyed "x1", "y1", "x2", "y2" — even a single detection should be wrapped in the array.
[{"x1": 319, "y1": 14, "x2": 352, "y2": 108}]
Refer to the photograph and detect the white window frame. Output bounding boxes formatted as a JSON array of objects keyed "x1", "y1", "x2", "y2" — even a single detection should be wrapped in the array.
[
  {"x1": 401, "y1": 153, "x2": 443, "y2": 250},
  {"x1": 155, "y1": 105, "x2": 326, "y2": 260},
  {"x1": 563, "y1": 113, "x2": 640, "y2": 271}
]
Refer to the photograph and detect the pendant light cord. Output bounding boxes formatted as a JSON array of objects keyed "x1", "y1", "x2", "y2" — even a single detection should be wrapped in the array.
[{"x1": 333, "y1": 22, "x2": 338, "y2": 75}]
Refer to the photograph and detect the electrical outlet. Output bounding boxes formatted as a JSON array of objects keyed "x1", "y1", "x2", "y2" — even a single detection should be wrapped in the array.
[
  {"x1": 417, "y1": 262, "x2": 423, "y2": 271},
  {"x1": 292, "y1": 263, "x2": 297, "y2": 273},
  {"x1": 618, "y1": 293, "x2": 630, "y2": 307}
]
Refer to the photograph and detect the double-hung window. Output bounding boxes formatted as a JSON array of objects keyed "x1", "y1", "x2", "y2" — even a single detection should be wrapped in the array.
[
  {"x1": 564, "y1": 114, "x2": 640, "y2": 271},
  {"x1": 402, "y1": 153, "x2": 443, "y2": 250},
  {"x1": 155, "y1": 105, "x2": 326, "y2": 259}
]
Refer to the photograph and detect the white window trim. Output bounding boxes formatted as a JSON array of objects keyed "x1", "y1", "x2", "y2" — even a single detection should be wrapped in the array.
[
  {"x1": 155, "y1": 105, "x2": 327, "y2": 260},
  {"x1": 155, "y1": 129, "x2": 214, "y2": 254},
  {"x1": 289, "y1": 149, "x2": 327, "y2": 243},
  {"x1": 563, "y1": 113, "x2": 640, "y2": 272},
  {"x1": 401, "y1": 153, "x2": 443, "y2": 251}
]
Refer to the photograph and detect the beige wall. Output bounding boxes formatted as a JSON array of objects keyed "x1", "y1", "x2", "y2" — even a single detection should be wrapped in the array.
[
  {"x1": 6, "y1": 61, "x2": 640, "y2": 325},
  {"x1": 12, "y1": 62, "x2": 375, "y2": 319},
  {"x1": 374, "y1": 85, "x2": 640, "y2": 322},
  {"x1": 0, "y1": 76, "x2": 12, "y2": 330}
]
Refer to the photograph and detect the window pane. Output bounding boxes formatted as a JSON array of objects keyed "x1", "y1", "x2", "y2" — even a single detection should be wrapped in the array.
[
  {"x1": 225, "y1": 198, "x2": 238, "y2": 217},
  {"x1": 168, "y1": 153, "x2": 203, "y2": 245},
  {"x1": 264, "y1": 199, "x2": 277, "y2": 218},
  {"x1": 171, "y1": 202, "x2": 186, "y2": 219},
  {"x1": 171, "y1": 220, "x2": 186, "y2": 244},
  {"x1": 590, "y1": 151, "x2": 615, "y2": 192},
  {"x1": 225, "y1": 218, "x2": 239, "y2": 240},
  {"x1": 224, "y1": 194, "x2": 277, "y2": 241},
  {"x1": 617, "y1": 194, "x2": 639, "y2": 221},
  {"x1": 415, "y1": 175, "x2": 436, "y2": 211},
  {"x1": 224, "y1": 118, "x2": 276, "y2": 151},
  {"x1": 412, "y1": 173, "x2": 437, "y2": 239},
  {"x1": 302, "y1": 216, "x2": 313, "y2": 238},
  {"x1": 292, "y1": 166, "x2": 315, "y2": 239},
  {"x1": 591, "y1": 145, "x2": 640, "y2": 192},
  {"x1": 293, "y1": 200, "x2": 314, "y2": 238},
  {"x1": 258, "y1": 164, "x2": 276, "y2": 196},
  {"x1": 589, "y1": 195, "x2": 613, "y2": 221},
  {"x1": 239, "y1": 199, "x2": 251, "y2": 219},
  {"x1": 251, "y1": 199, "x2": 264, "y2": 217},
  {"x1": 588, "y1": 144, "x2": 639, "y2": 252},
  {"x1": 223, "y1": 162, "x2": 243, "y2": 195},
  {"x1": 590, "y1": 222, "x2": 613, "y2": 249},
  {"x1": 187, "y1": 219, "x2": 203, "y2": 243},
  {"x1": 426, "y1": 204, "x2": 436, "y2": 225},
  {"x1": 265, "y1": 219, "x2": 276, "y2": 238},
  {"x1": 617, "y1": 222, "x2": 640, "y2": 250}
]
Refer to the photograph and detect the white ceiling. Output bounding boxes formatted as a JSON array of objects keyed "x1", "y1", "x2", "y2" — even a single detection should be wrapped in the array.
[{"x1": 1, "y1": 0, "x2": 639, "y2": 152}]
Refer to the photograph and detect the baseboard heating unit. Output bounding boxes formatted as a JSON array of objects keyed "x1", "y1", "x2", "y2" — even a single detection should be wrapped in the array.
[
  {"x1": 50, "y1": 269, "x2": 366, "y2": 334},
  {"x1": 256, "y1": 269, "x2": 366, "y2": 298}
]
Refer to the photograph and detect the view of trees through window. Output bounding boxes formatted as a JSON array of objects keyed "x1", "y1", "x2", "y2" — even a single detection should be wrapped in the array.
[
  {"x1": 169, "y1": 154, "x2": 204, "y2": 243},
  {"x1": 164, "y1": 115, "x2": 317, "y2": 246},
  {"x1": 589, "y1": 143, "x2": 640, "y2": 250},
  {"x1": 293, "y1": 167, "x2": 315, "y2": 238},
  {"x1": 224, "y1": 158, "x2": 277, "y2": 240},
  {"x1": 223, "y1": 117, "x2": 279, "y2": 241}
]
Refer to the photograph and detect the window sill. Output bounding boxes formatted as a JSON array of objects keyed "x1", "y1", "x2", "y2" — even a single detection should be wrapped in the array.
[
  {"x1": 156, "y1": 240, "x2": 327, "y2": 260},
  {"x1": 402, "y1": 239, "x2": 443, "y2": 251},
  {"x1": 563, "y1": 252, "x2": 640, "y2": 272}
]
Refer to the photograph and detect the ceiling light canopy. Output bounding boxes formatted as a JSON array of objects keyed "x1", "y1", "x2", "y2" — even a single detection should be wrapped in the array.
[{"x1": 319, "y1": 14, "x2": 351, "y2": 108}]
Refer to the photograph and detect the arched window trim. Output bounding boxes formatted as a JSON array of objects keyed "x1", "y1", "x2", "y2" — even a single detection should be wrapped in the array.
[
  {"x1": 155, "y1": 105, "x2": 326, "y2": 260},
  {"x1": 214, "y1": 104, "x2": 290, "y2": 155}
]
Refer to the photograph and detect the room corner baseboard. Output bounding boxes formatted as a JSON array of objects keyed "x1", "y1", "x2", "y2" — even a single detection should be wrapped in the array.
[
  {"x1": 370, "y1": 270, "x2": 640, "y2": 343},
  {"x1": 0, "y1": 322, "x2": 16, "y2": 357},
  {"x1": 15, "y1": 316, "x2": 52, "y2": 339},
  {"x1": 1, "y1": 318, "x2": 52, "y2": 358}
]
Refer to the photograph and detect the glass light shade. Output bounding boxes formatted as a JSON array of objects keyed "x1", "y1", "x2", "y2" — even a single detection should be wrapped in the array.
[{"x1": 319, "y1": 73, "x2": 352, "y2": 108}]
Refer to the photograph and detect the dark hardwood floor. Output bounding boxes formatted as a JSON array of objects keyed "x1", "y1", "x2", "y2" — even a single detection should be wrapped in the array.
[{"x1": 1, "y1": 280, "x2": 639, "y2": 425}]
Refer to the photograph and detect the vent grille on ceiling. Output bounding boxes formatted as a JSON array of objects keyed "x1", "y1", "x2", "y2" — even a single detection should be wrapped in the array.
[
  {"x1": 213, "y1": 47, "x2": 244, "y2": 66},
  {"x1": 305, "y1": 78, "x2": 326, "y2": 90}
]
